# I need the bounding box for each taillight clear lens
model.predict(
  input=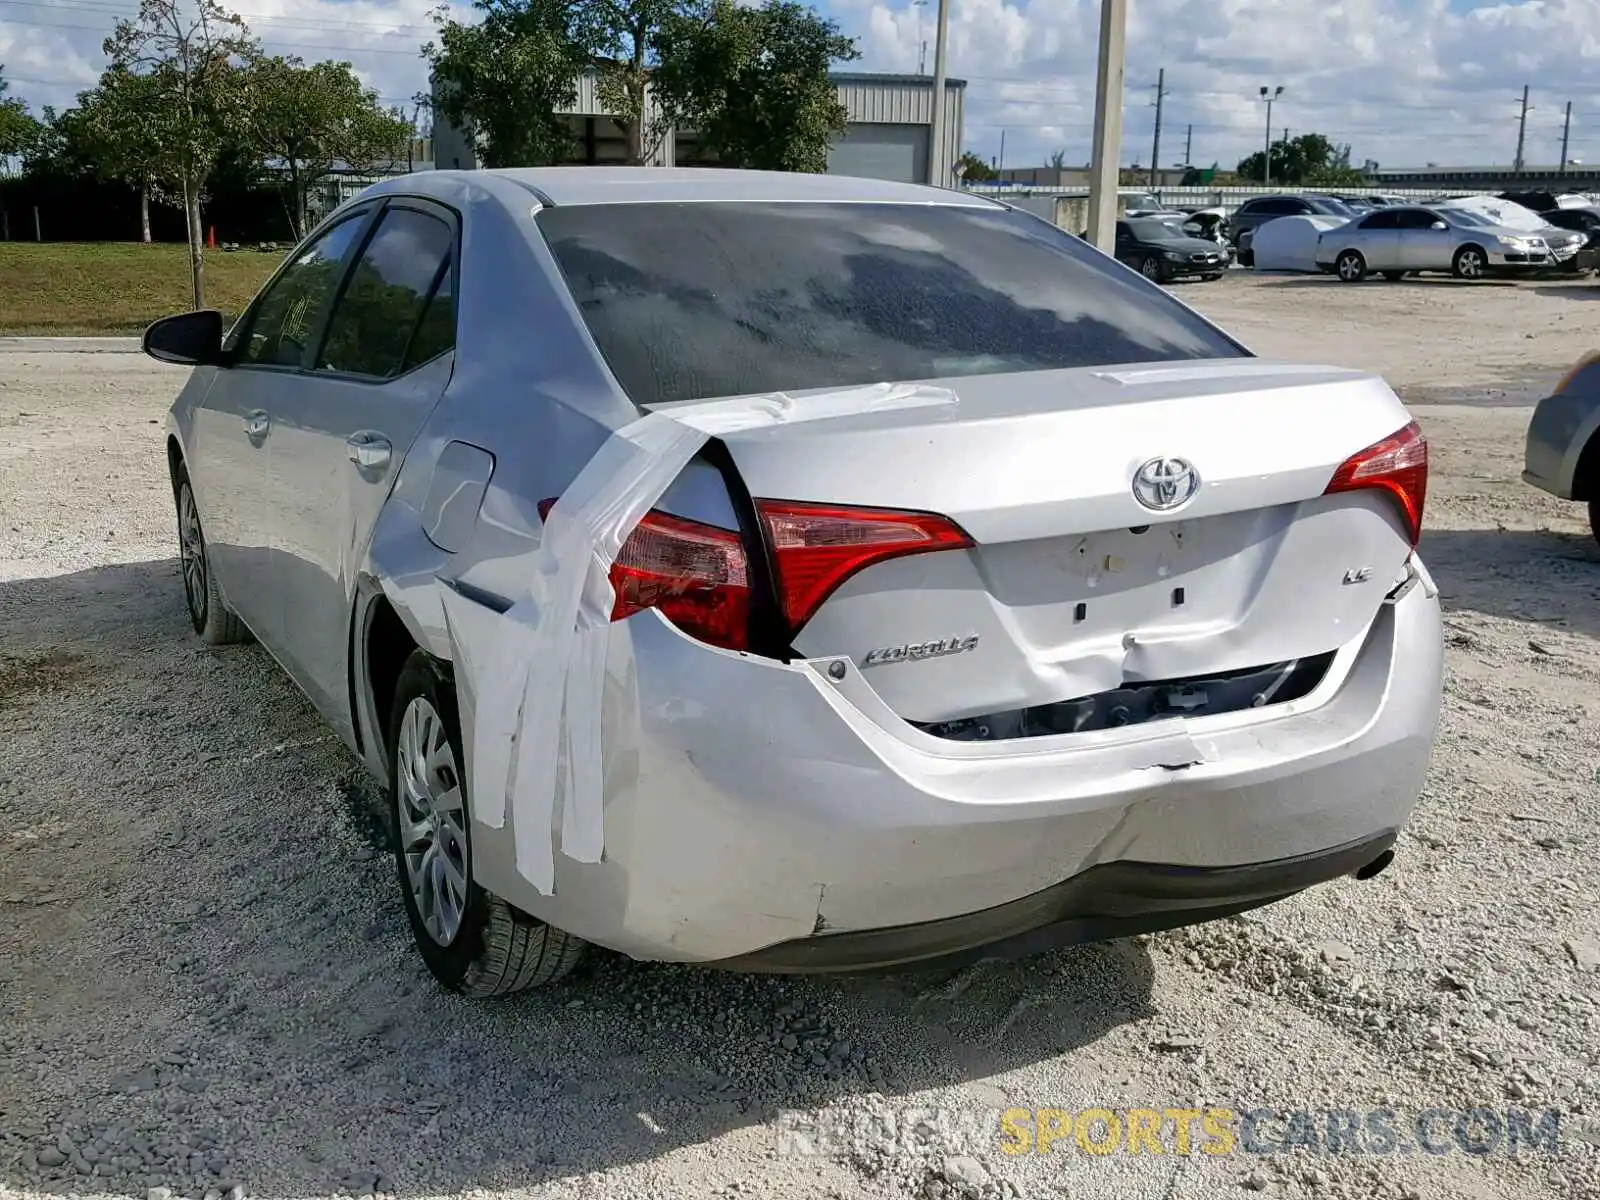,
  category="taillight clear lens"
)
[756,499,974,633]
[1323,420,1428,547]
[539,501,751,651]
